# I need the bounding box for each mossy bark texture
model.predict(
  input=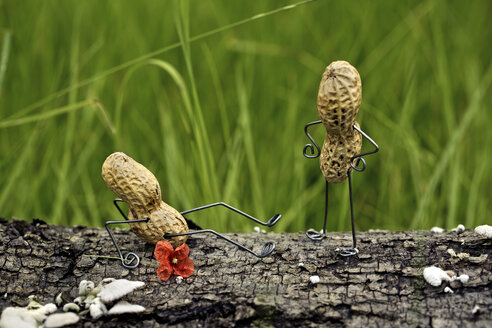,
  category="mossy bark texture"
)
[0,218,491,327]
